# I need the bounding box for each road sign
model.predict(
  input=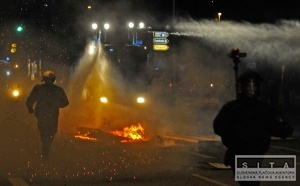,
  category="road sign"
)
[153,44,169,51]
[153,38,169,44]
[153,32,169,38]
